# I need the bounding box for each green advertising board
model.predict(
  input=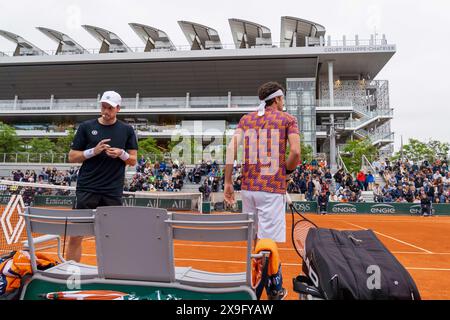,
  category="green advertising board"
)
[5,194,450,216]
[31,195,192,211]
[326,202,450,216]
